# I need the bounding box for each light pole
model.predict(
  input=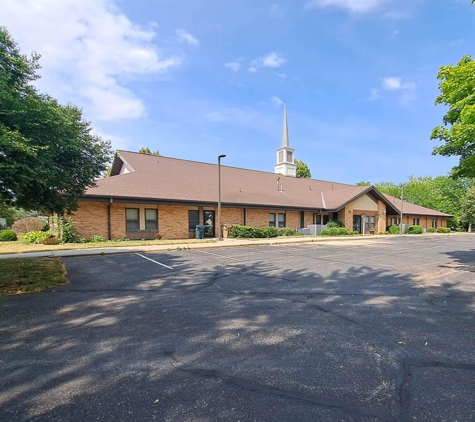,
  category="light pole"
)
[217,154,226,241]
